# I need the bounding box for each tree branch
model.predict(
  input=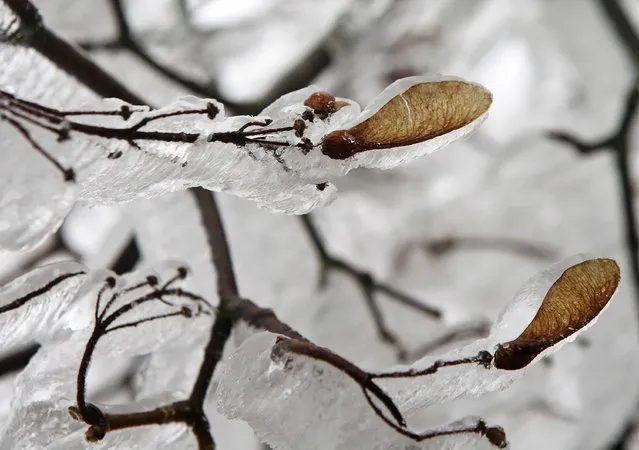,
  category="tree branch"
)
[3,1,236,447]
[2,1,508,448]
[188,189,238,412]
